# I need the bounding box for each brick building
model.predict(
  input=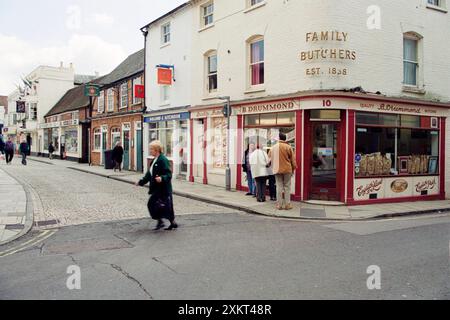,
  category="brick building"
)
[91,49,145,172]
